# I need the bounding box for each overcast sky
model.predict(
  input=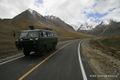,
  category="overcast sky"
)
[0,0,120,30]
